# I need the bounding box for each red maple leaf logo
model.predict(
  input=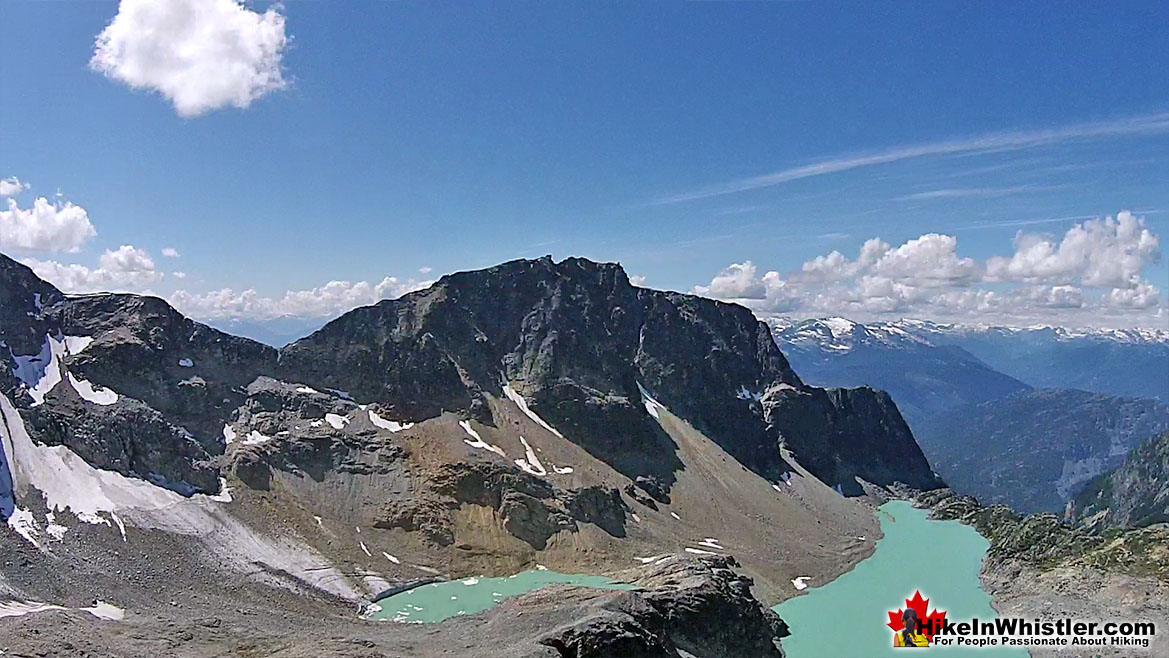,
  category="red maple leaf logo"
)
[887,590,947,642]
